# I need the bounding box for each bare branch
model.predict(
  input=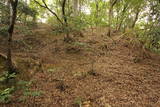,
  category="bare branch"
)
[111,0,118,7]
[33,0,63,25]
[33,0,46,8]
